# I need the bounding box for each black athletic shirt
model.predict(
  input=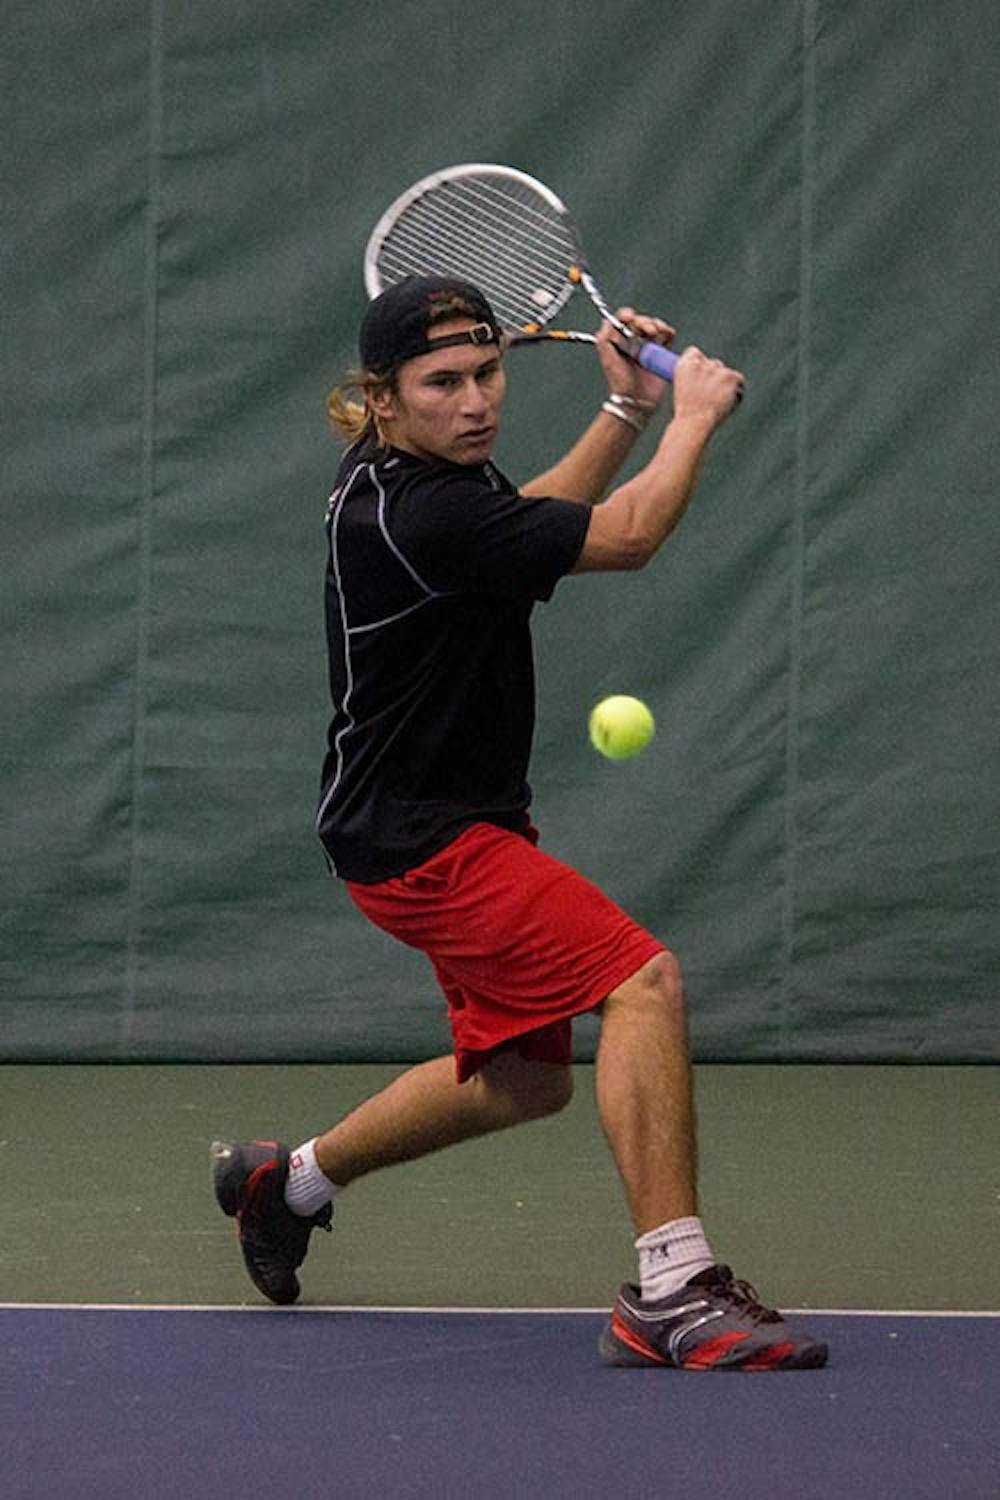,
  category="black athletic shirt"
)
[316,436,590,882]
